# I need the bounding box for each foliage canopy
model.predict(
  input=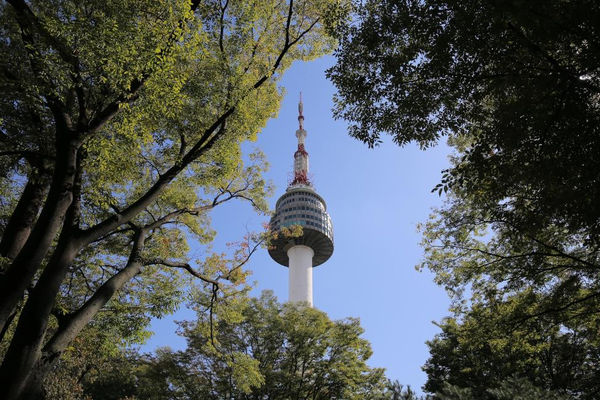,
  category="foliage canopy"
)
[83,291,389,400]
[0,0,345,398]
[329,0,600,396]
